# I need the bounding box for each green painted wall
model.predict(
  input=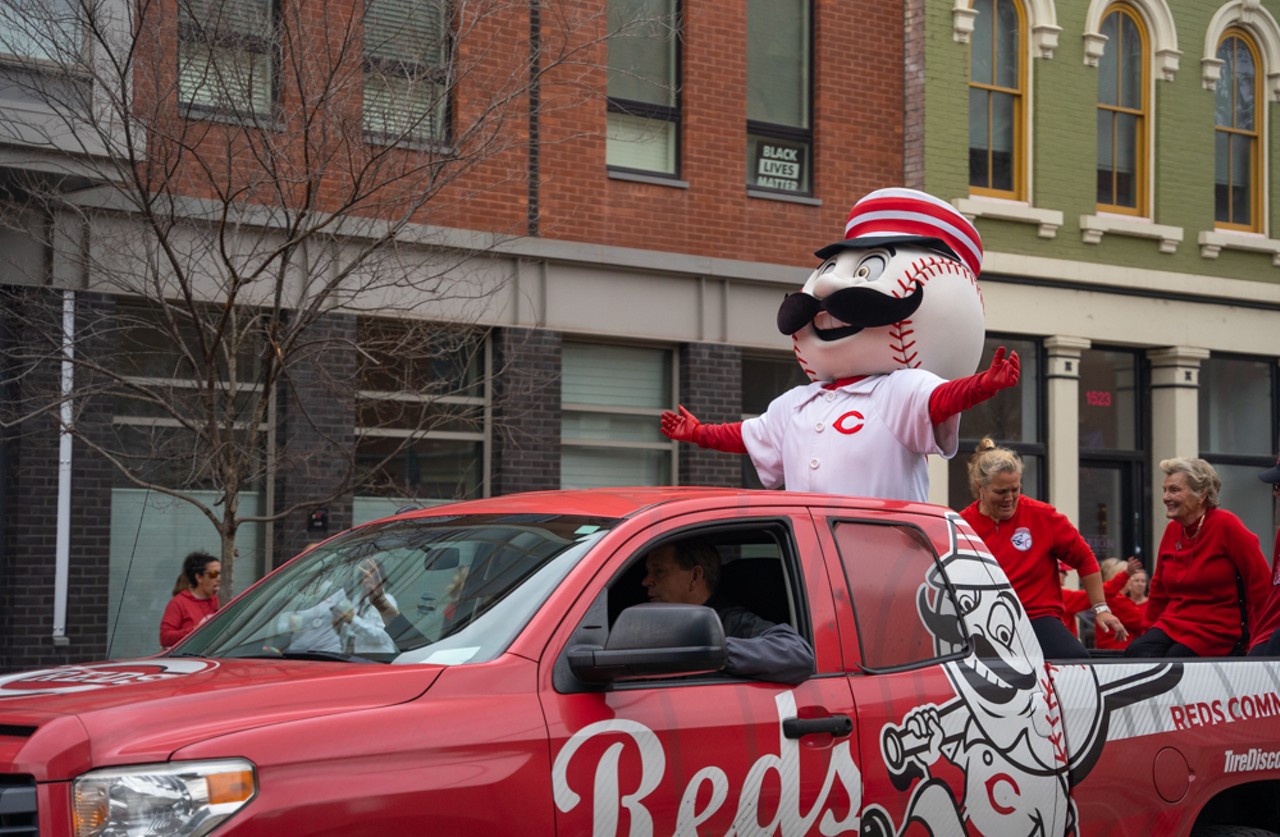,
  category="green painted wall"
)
[921,0,1280,286]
